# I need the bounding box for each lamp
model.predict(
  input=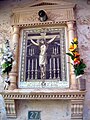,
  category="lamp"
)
[87,0,90,4]
[38,10,48,22]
